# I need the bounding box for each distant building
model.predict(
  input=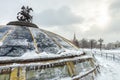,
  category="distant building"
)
[72,33,80,48]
